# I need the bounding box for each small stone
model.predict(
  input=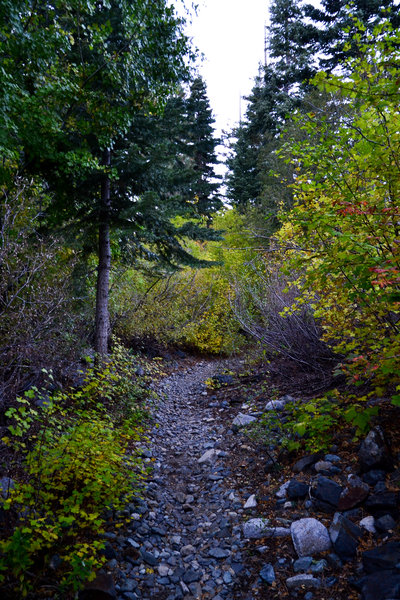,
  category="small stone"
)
[243,518,270,539]
[259,563,275,584]
[293,557,313,572]
[208,547,230,559]
[276,480,291,499]
[244,494,257,509]
[286,574,321,590]
[359,516,376,534]
[232,412,257,428]
[375,514,397,532]
[265,400,286,412]
[324,454,341,463]
[140,549,158,566]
